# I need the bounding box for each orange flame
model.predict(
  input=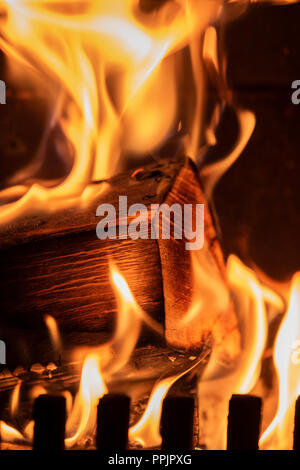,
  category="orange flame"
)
[65,354,107,448]
[65,262,162,448]
[260,274,300,450]
[44,314,62,353]
[0,262,163,449]
[1,0,299,453]
[0,0,223,225]
[10,379,22,418]
[198,255,282,449]
[0,421,25,445]
[129,359,201,448]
